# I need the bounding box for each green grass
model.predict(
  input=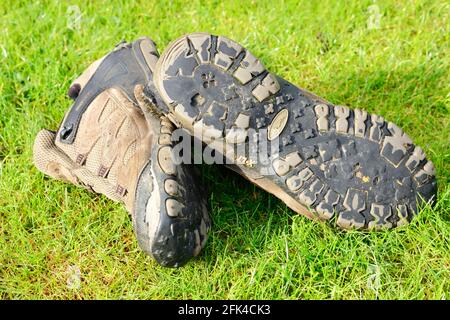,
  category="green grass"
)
[0,0,449,299]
